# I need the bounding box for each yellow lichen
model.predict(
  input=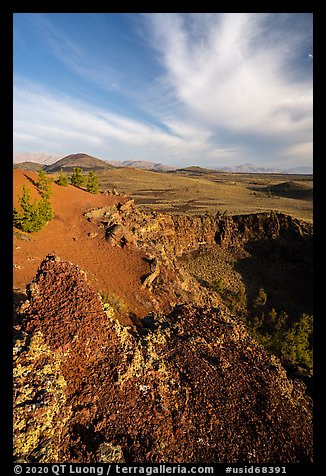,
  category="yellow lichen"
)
[13,331,72,463]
